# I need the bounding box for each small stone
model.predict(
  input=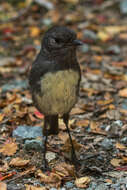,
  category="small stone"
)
[25,139,43,151]
[35,0,54,10]
[42,18,52,26]
[120,0,127,14]
[87,182,97,190]
[46,151,56,162]
[83,30,97,41]
[60,188,66,190]
[113,120,123,127]
[101,138,113,150]
[13,126,42,140]
[95,183,107,190]
[2,80,28,92]
[80,44,90,53]
[65,181,74,188]
[106,45,121,55]
[50,188,57,190]
[122,103,127,110]
[120,137,127,144]
[111,183,121,189]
